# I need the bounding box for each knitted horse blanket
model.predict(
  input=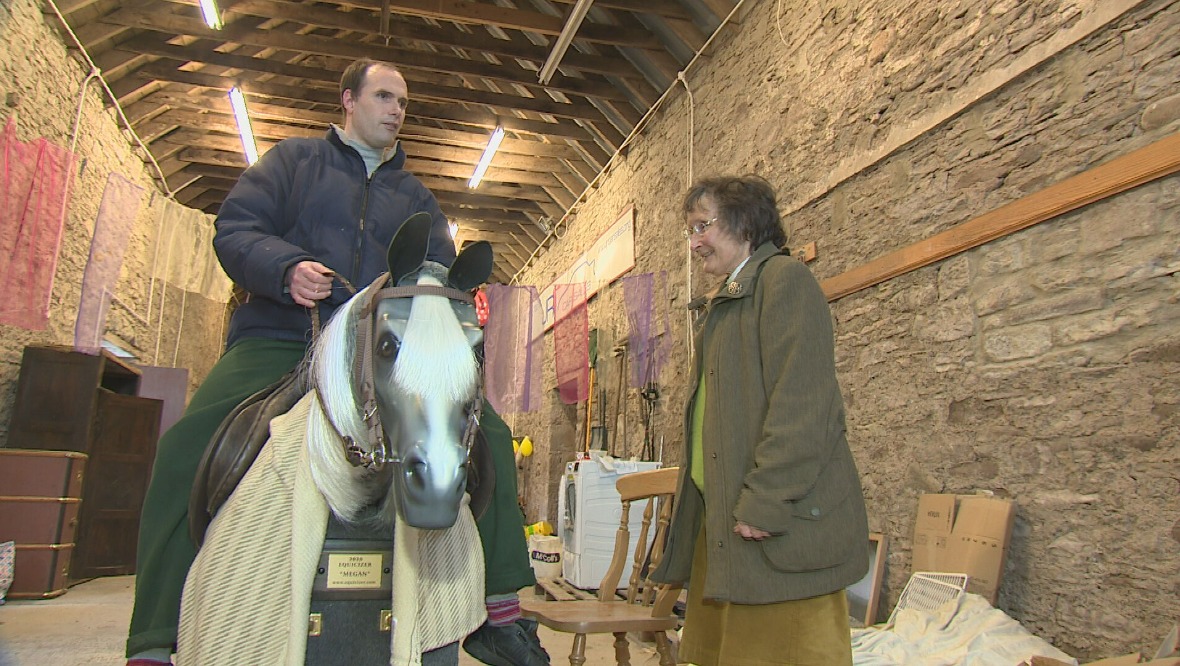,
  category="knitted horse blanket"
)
[176,392,485,665]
